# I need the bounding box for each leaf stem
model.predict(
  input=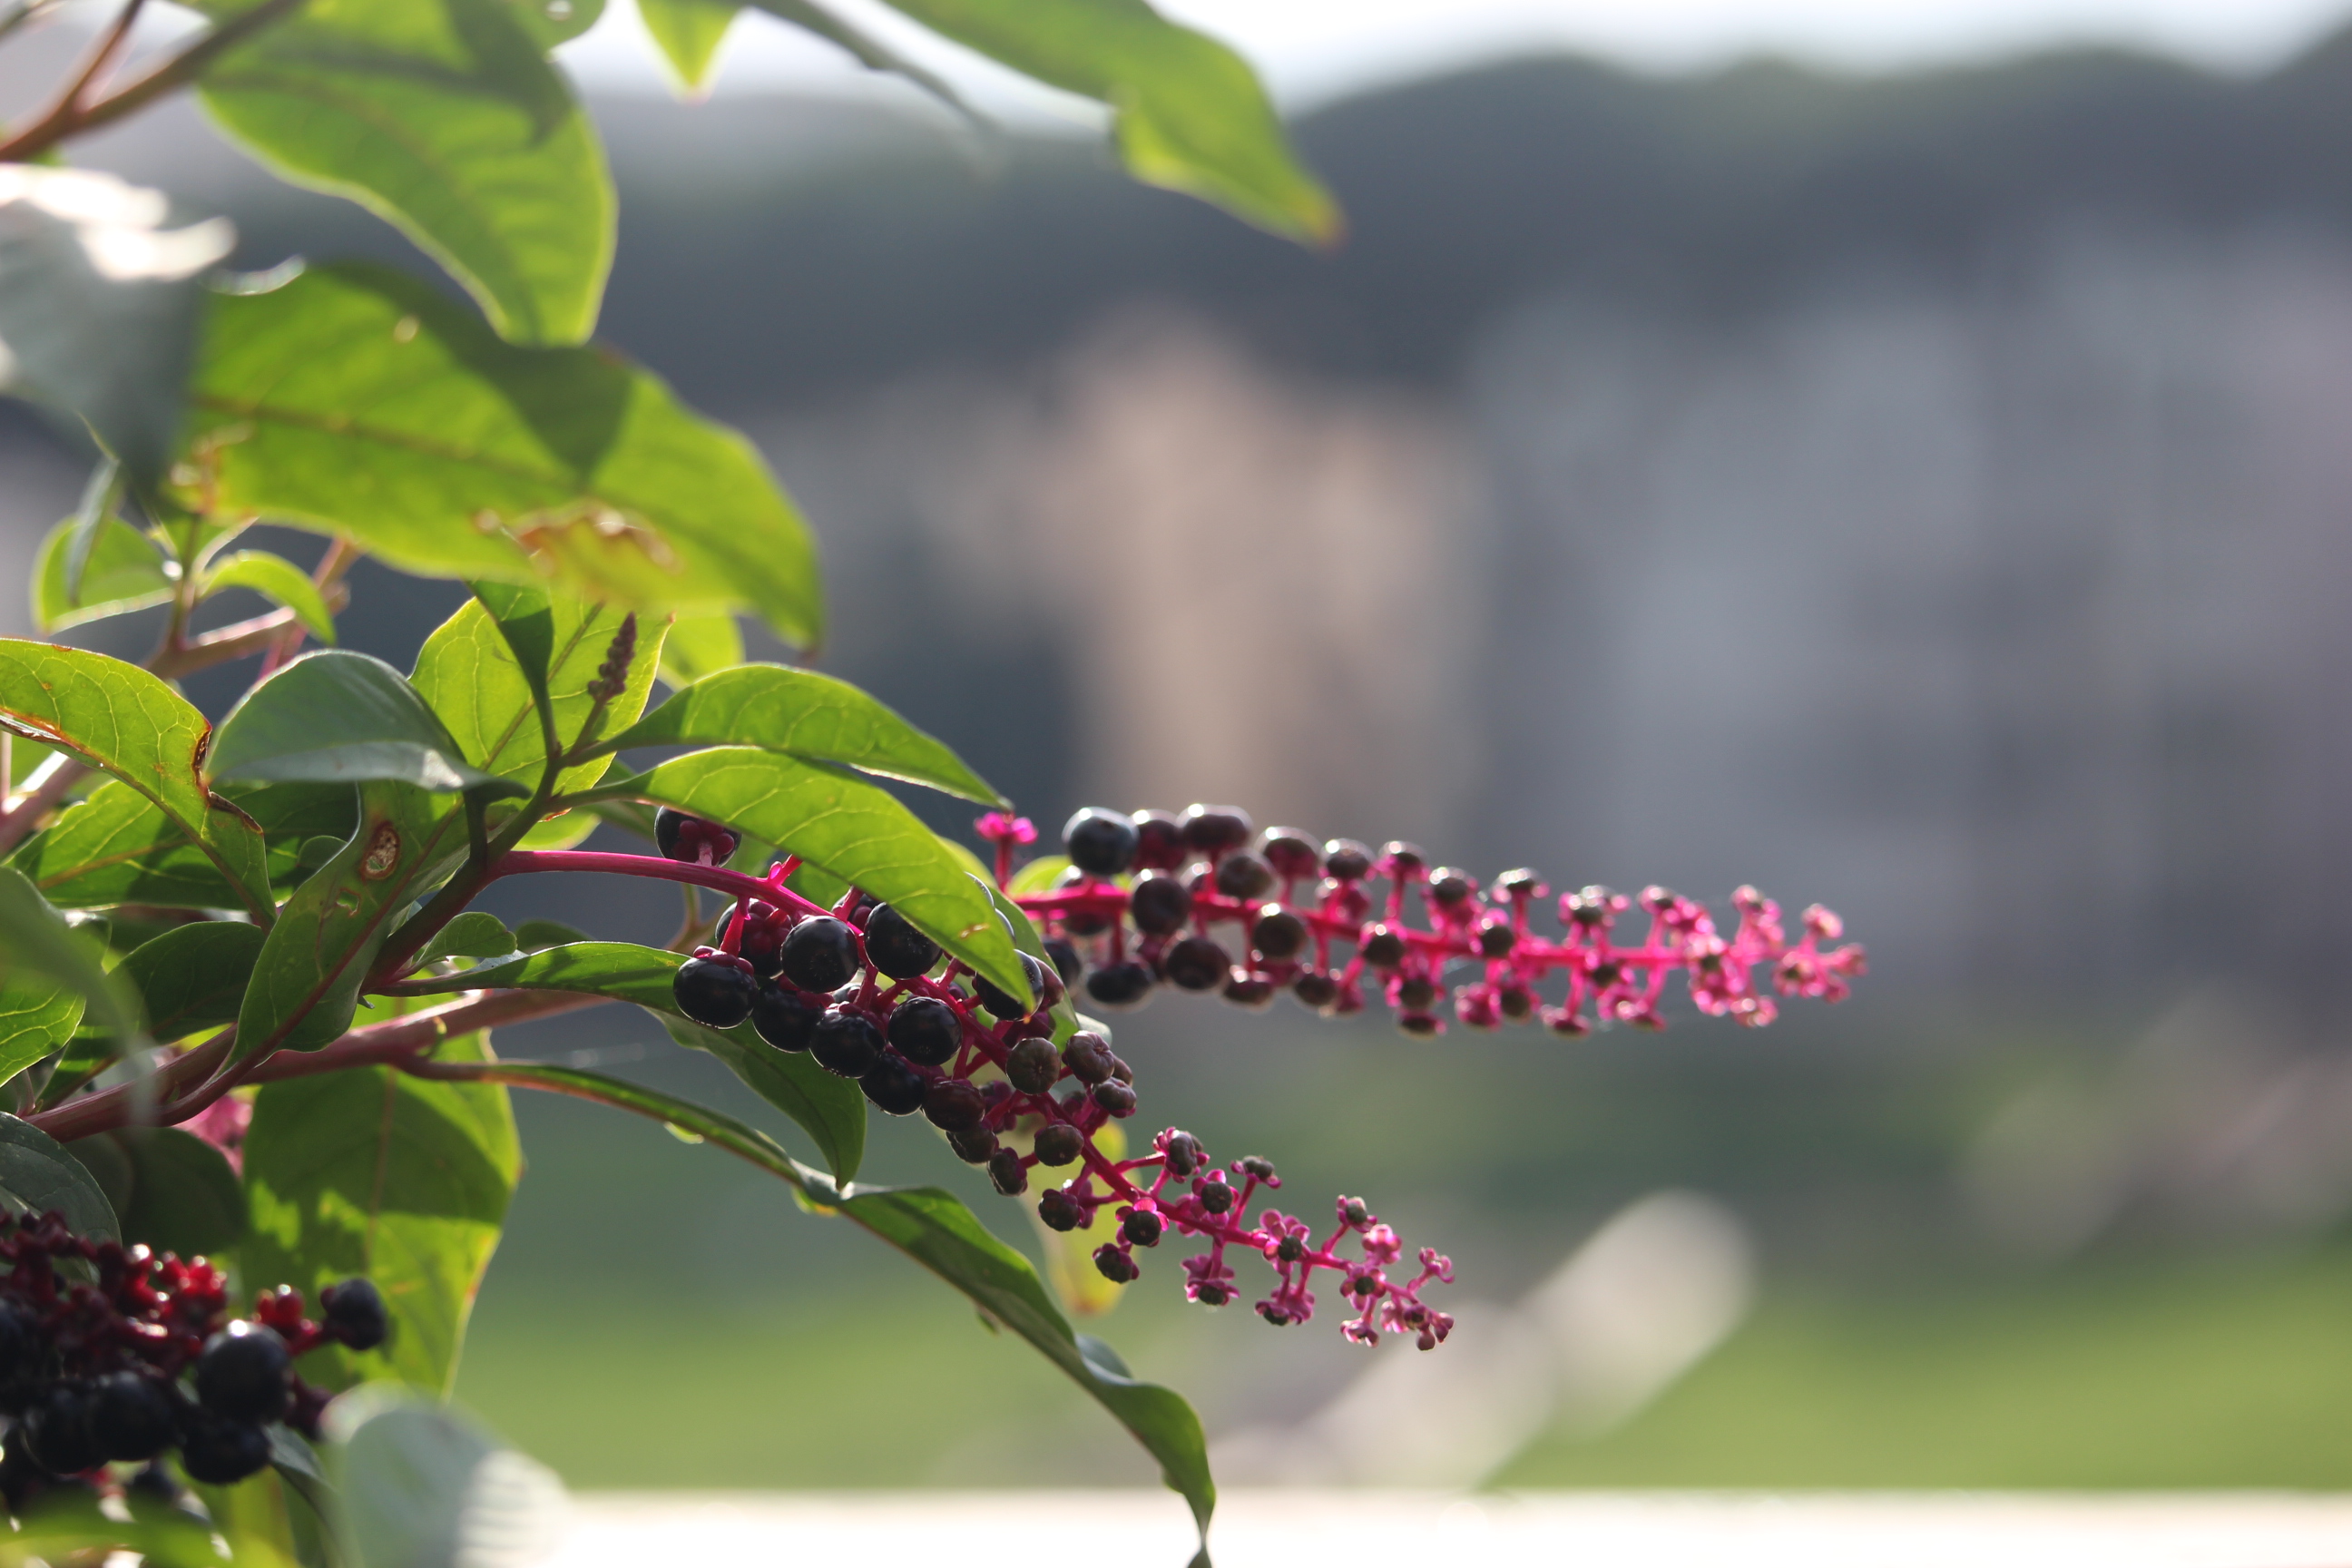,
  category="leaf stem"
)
[0,0,310,162]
